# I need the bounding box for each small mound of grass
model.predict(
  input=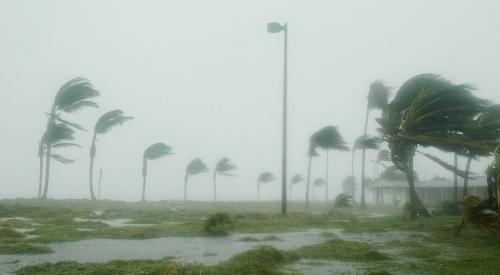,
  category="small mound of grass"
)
[296,239,388,262]
[0,243,53,255]
[262,235,283,241]
[319,231,337,238]
[204,212,235,236]
[0,227,24,238]
[238,236,260,242]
